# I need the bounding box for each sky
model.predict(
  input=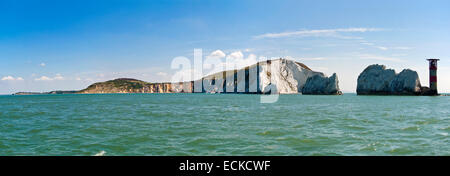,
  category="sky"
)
[1,0,450,94]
